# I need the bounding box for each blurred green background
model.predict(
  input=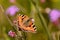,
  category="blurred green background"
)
[0,0,60,40]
